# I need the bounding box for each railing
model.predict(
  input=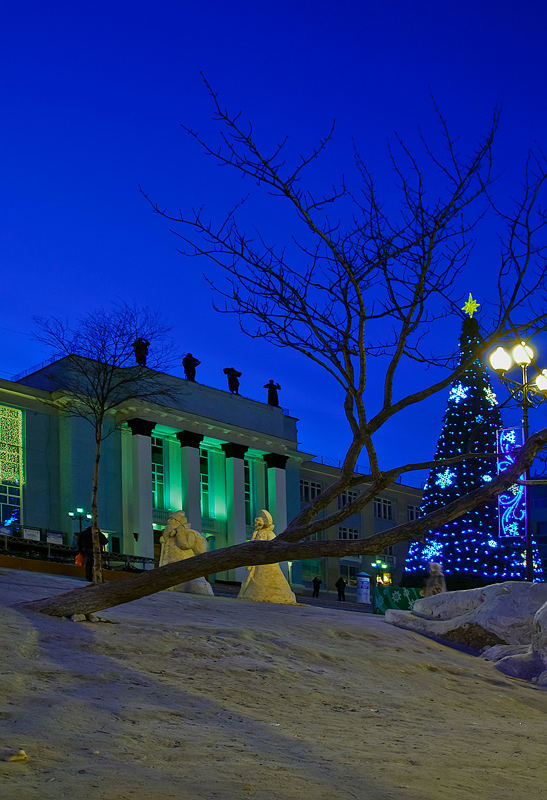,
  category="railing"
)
[152,508,171,524]
[0,535,157,571]
[310,454,370,475]
[308,455,404,483]
[11,356,59,382]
